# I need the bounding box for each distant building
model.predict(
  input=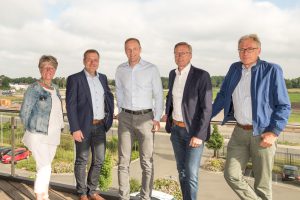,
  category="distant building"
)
[9,83,29,90]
